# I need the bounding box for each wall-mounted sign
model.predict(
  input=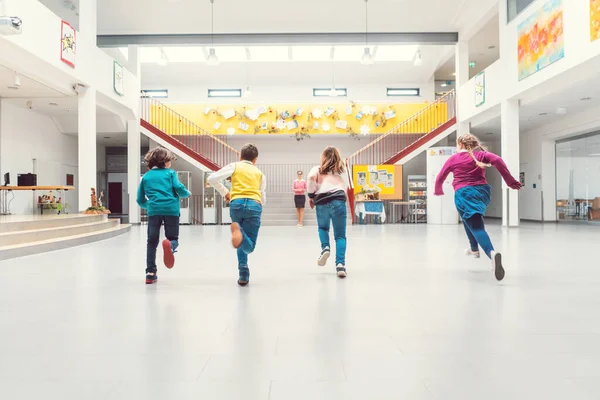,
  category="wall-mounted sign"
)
[475,71,485,107]
[113,61,124,96]
[60,20,76,68]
